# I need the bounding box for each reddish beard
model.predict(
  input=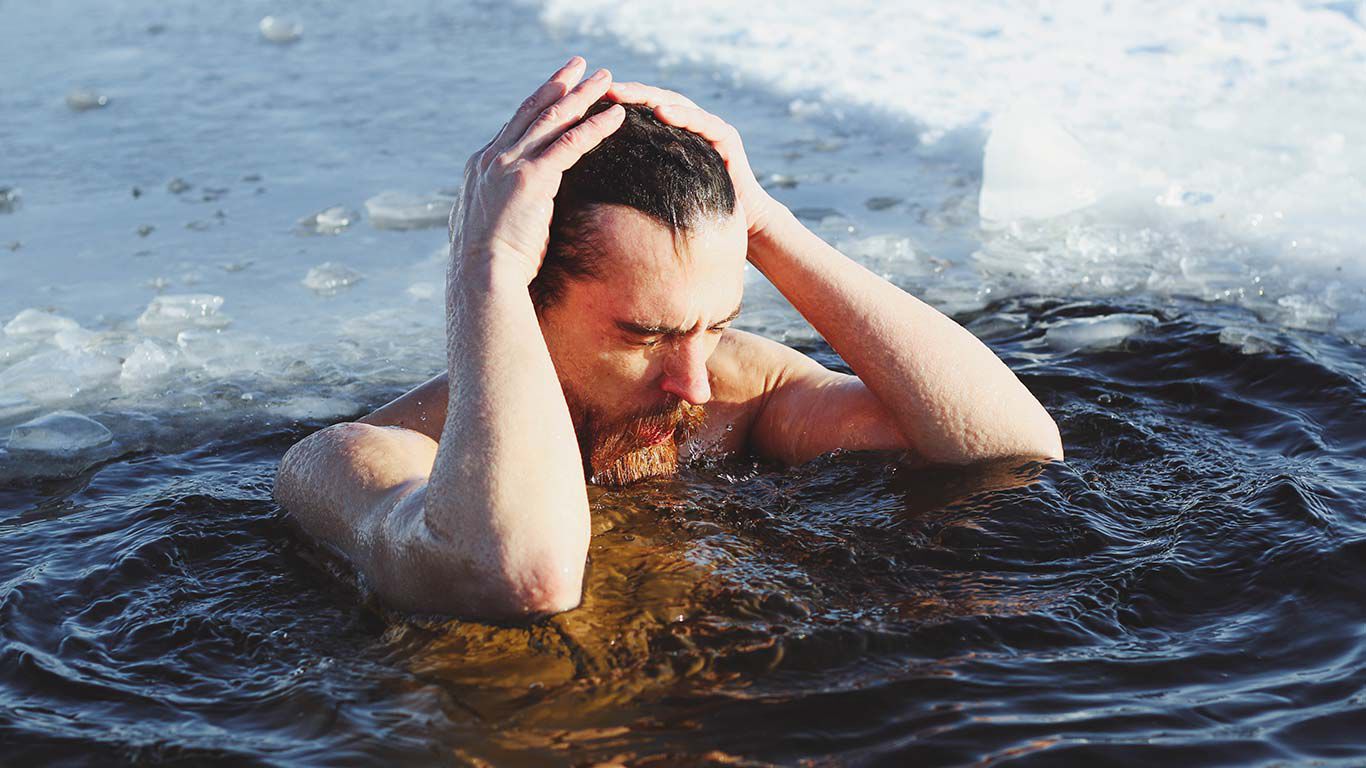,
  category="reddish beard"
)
[564,391,706,487]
